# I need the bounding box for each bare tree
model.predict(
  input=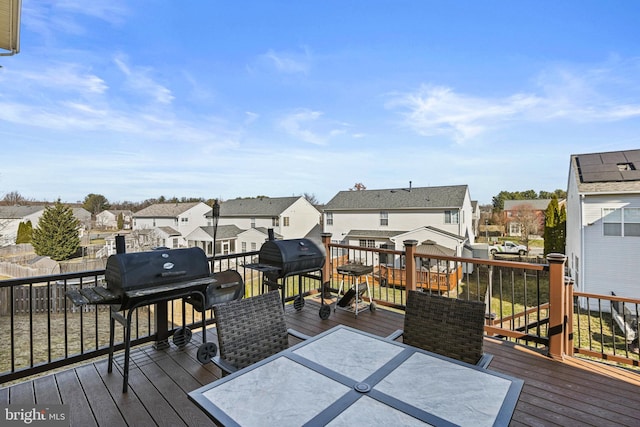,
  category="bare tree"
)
[302,192,320,206]
[350,183,366,191]
[511,204,540,250]
[1,191,27,206]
